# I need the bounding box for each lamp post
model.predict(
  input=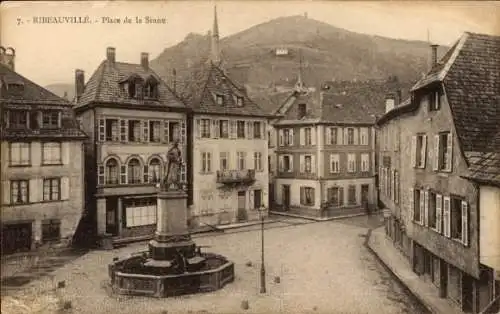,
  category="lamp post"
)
[259,206,266,294]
